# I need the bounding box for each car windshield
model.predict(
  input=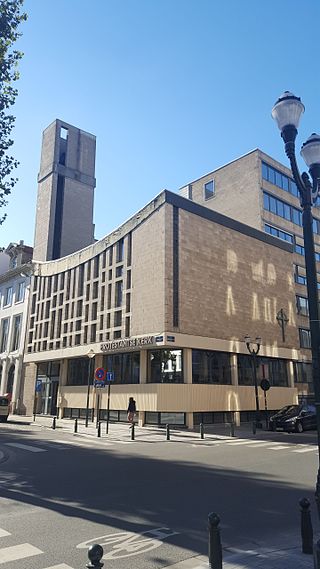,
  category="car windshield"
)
[282,405,301,418]
[276,405,297,417]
